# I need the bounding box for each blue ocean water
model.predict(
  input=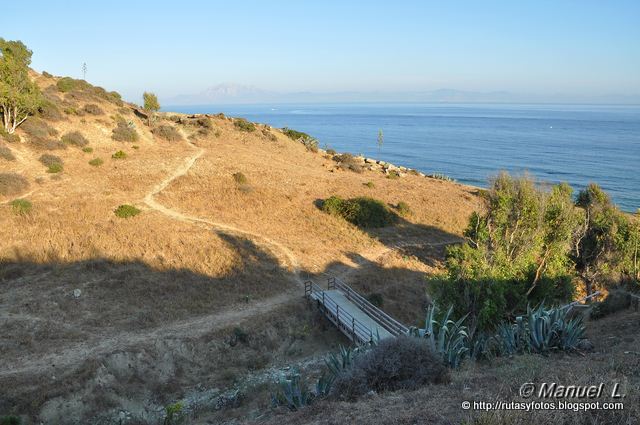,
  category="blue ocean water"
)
[168,103,640,212]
